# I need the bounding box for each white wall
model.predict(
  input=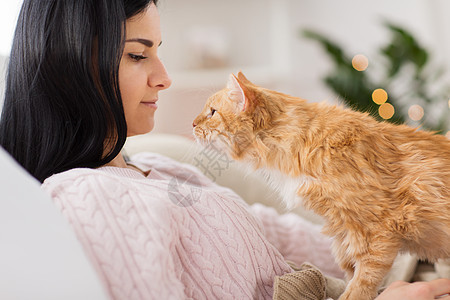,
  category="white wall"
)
[289,0,450,102]
[0,0,22,57]
[0,56,7,109]
[1,0,449,135]
[0,0,21,111]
